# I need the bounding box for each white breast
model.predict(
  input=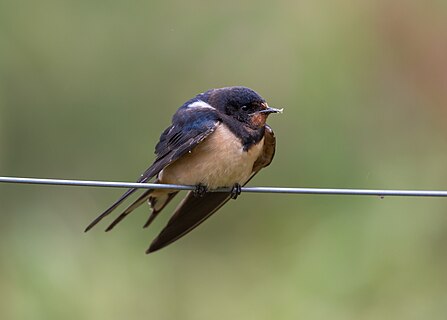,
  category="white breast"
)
[159,124,264,189]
